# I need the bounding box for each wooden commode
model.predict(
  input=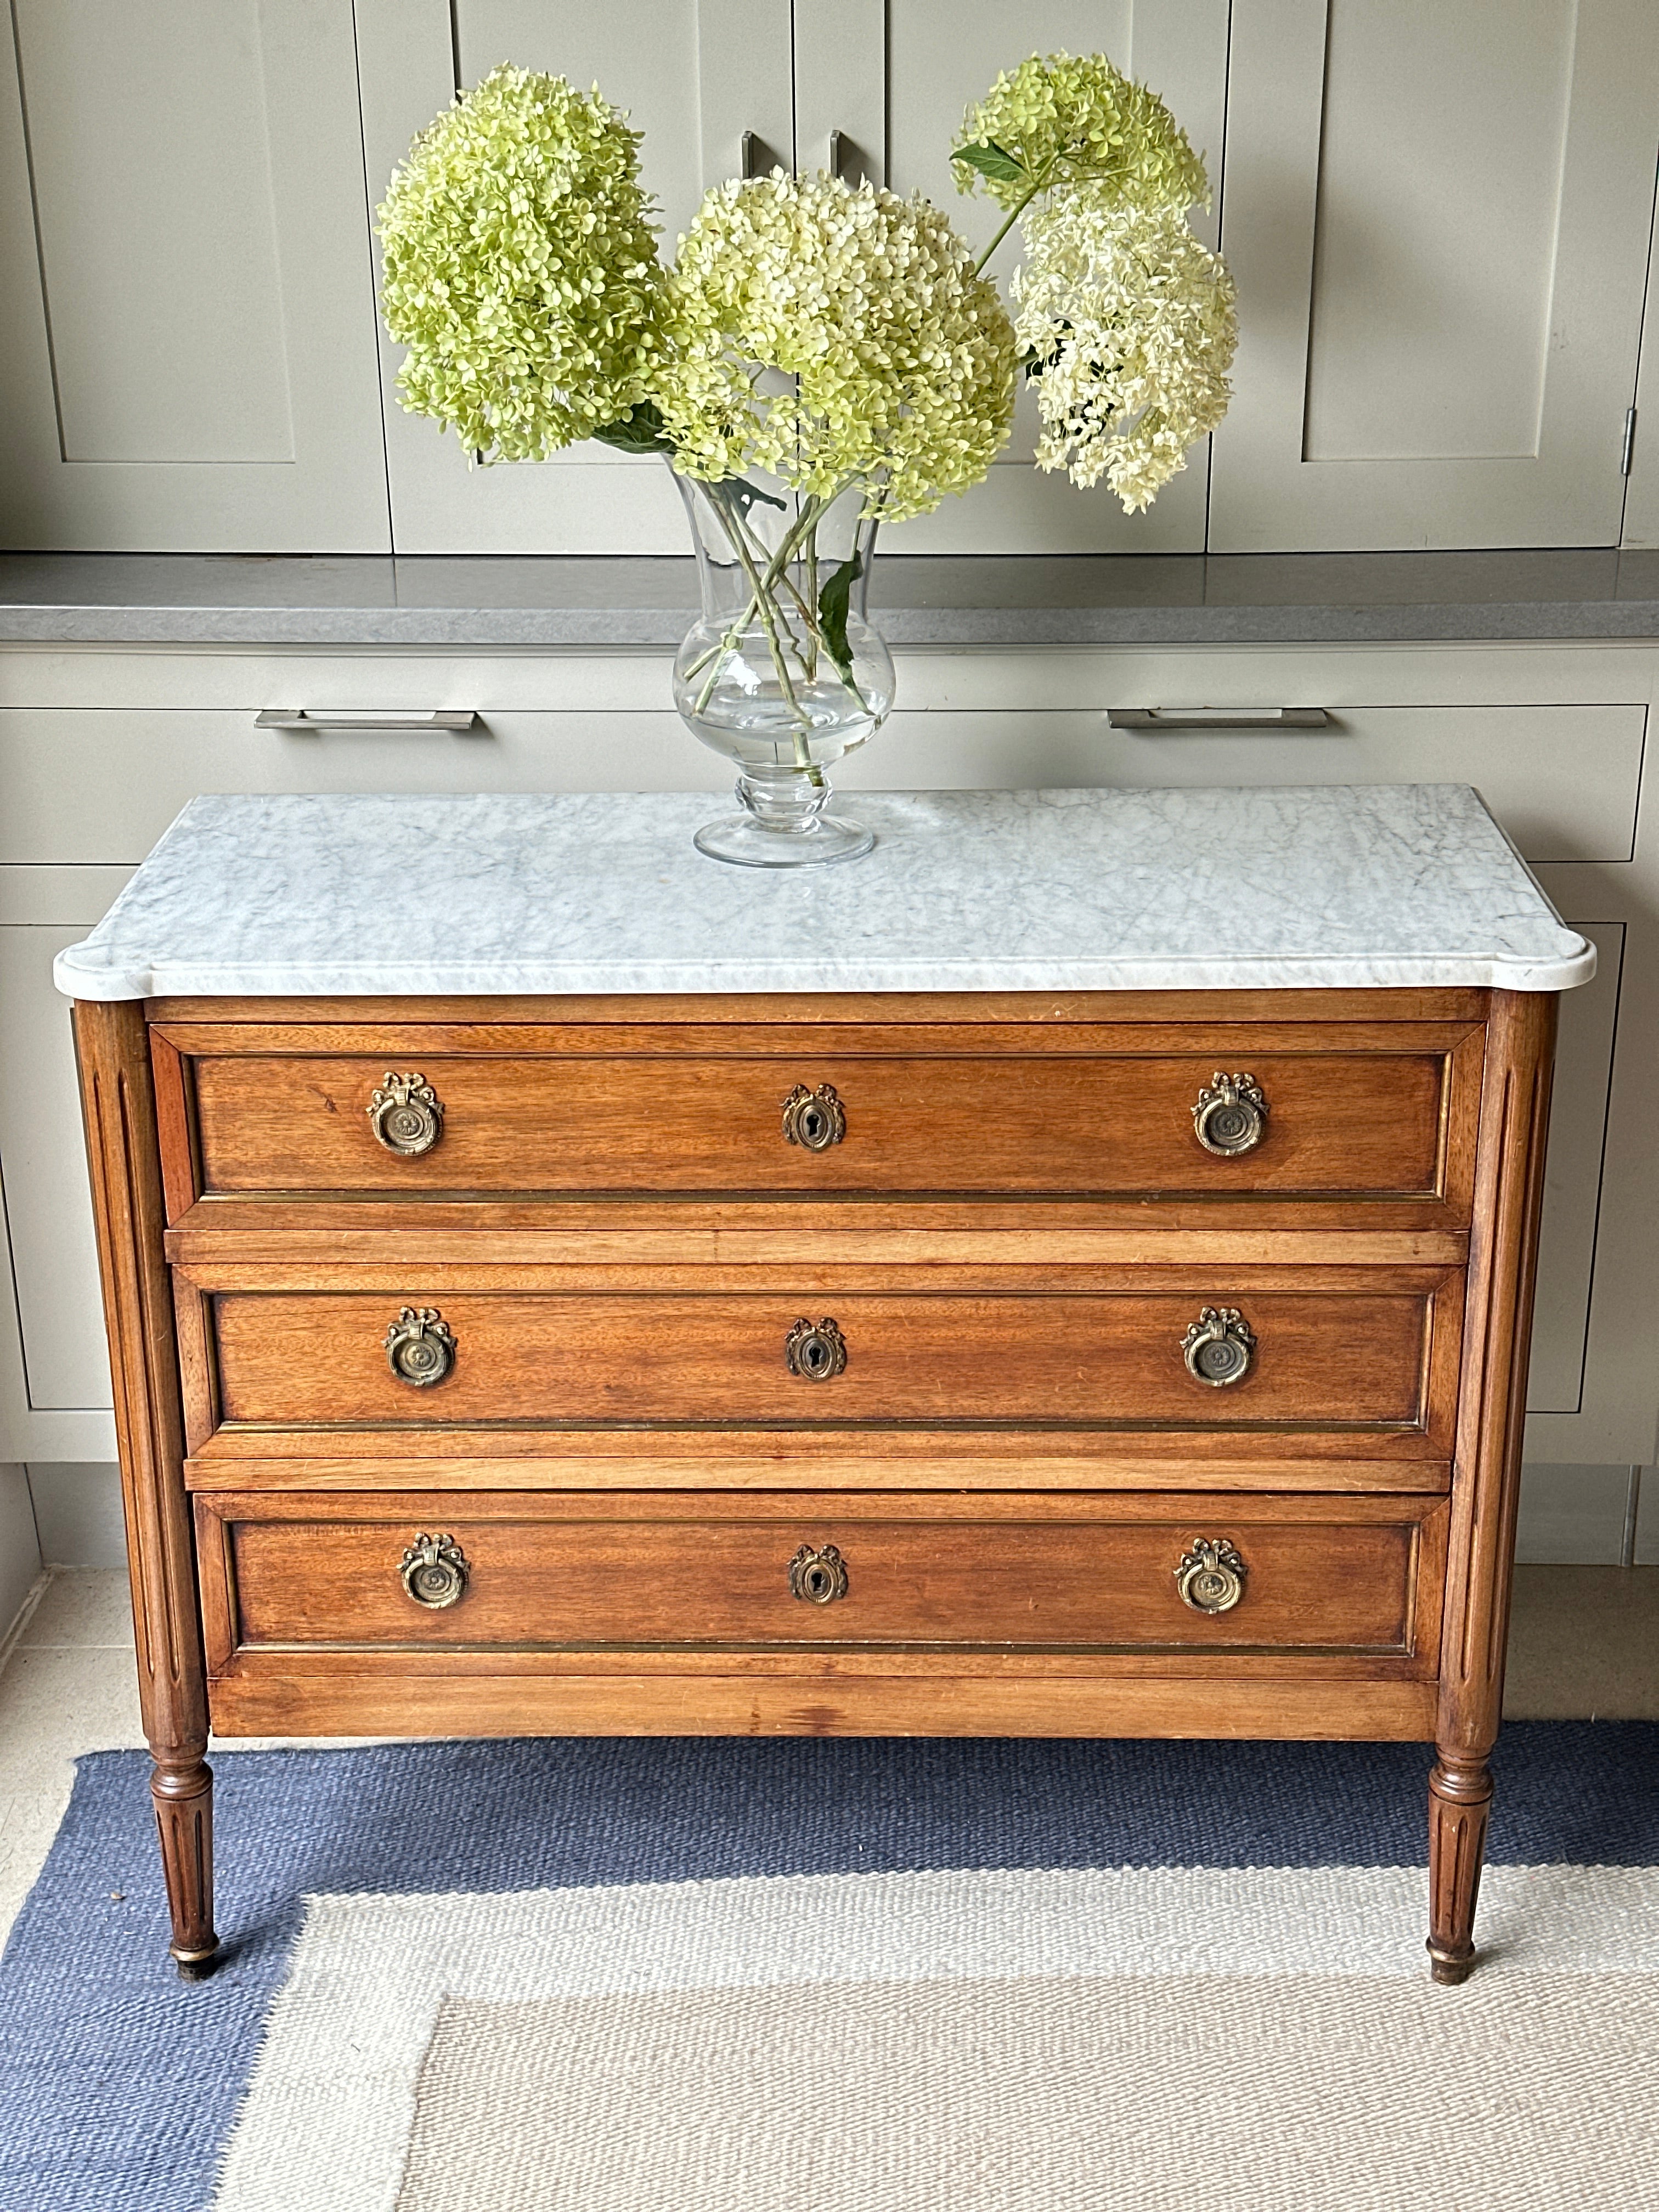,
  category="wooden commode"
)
[58,786,1593,1983]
